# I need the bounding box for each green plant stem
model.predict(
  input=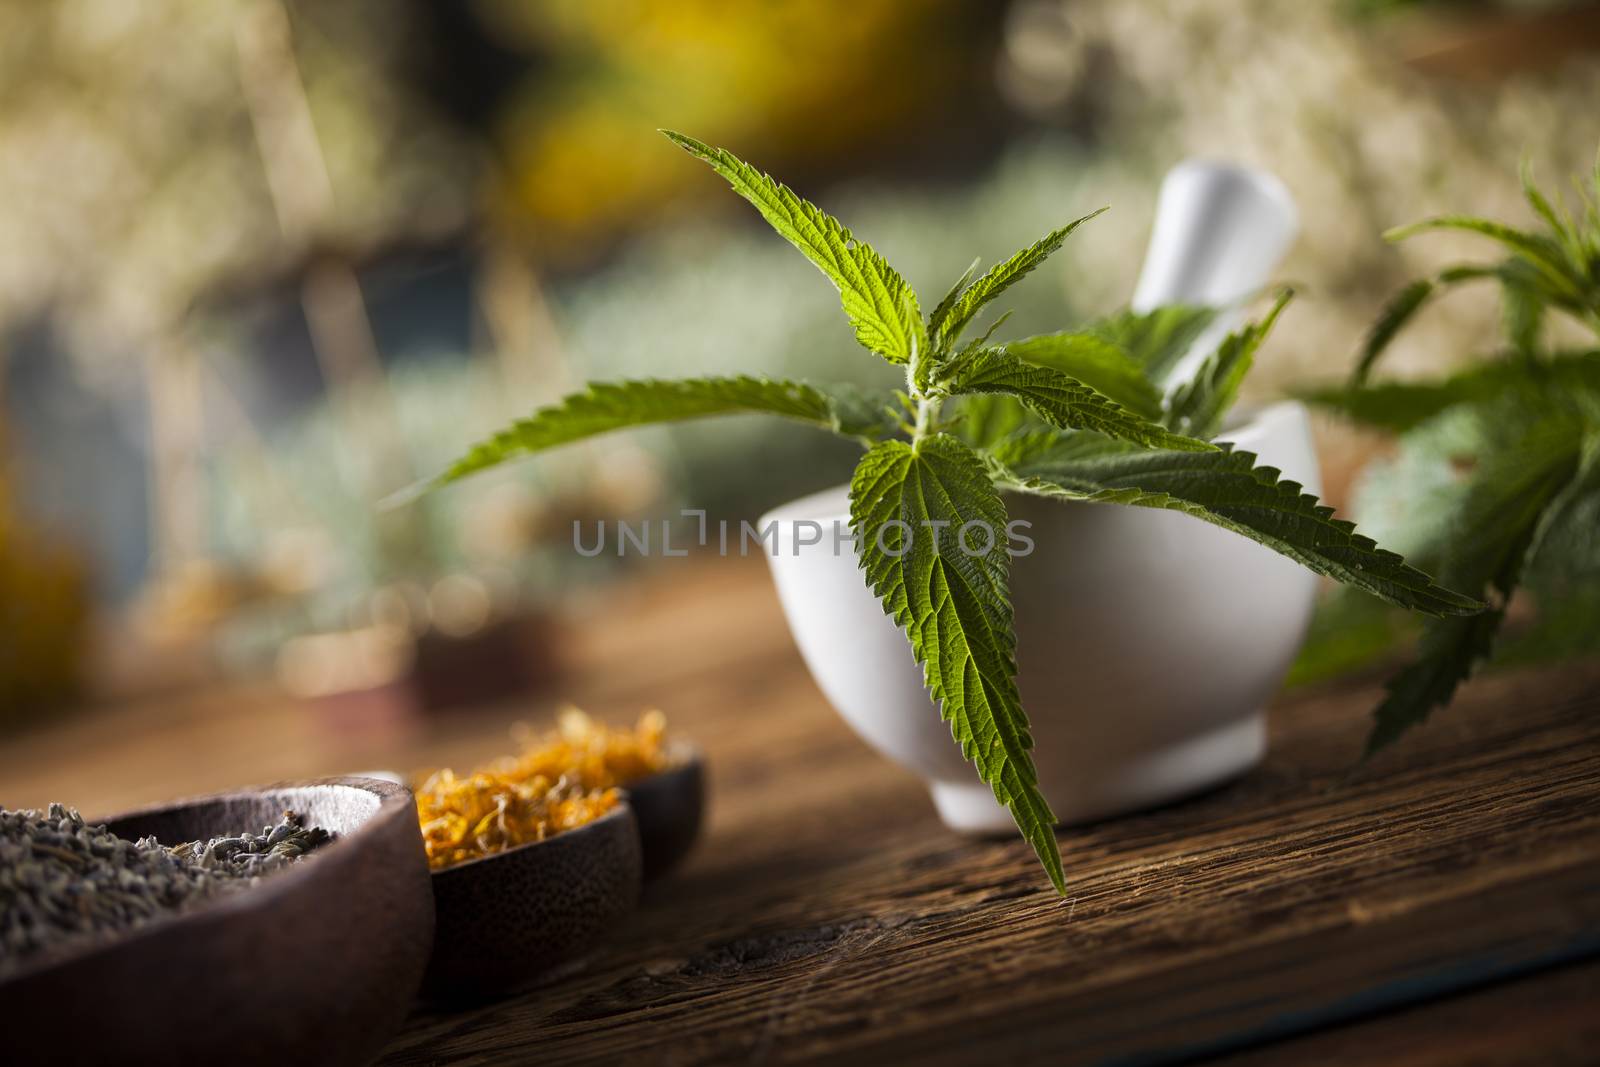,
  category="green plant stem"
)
[911,393,941,447]
[907,341,942,450]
